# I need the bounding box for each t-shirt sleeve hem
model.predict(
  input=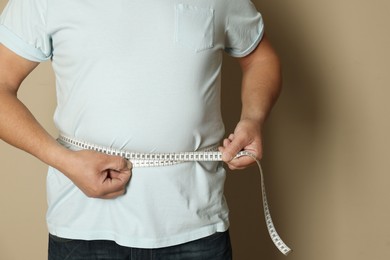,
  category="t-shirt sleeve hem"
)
[0,25,50,62]
[225,27,264,58]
